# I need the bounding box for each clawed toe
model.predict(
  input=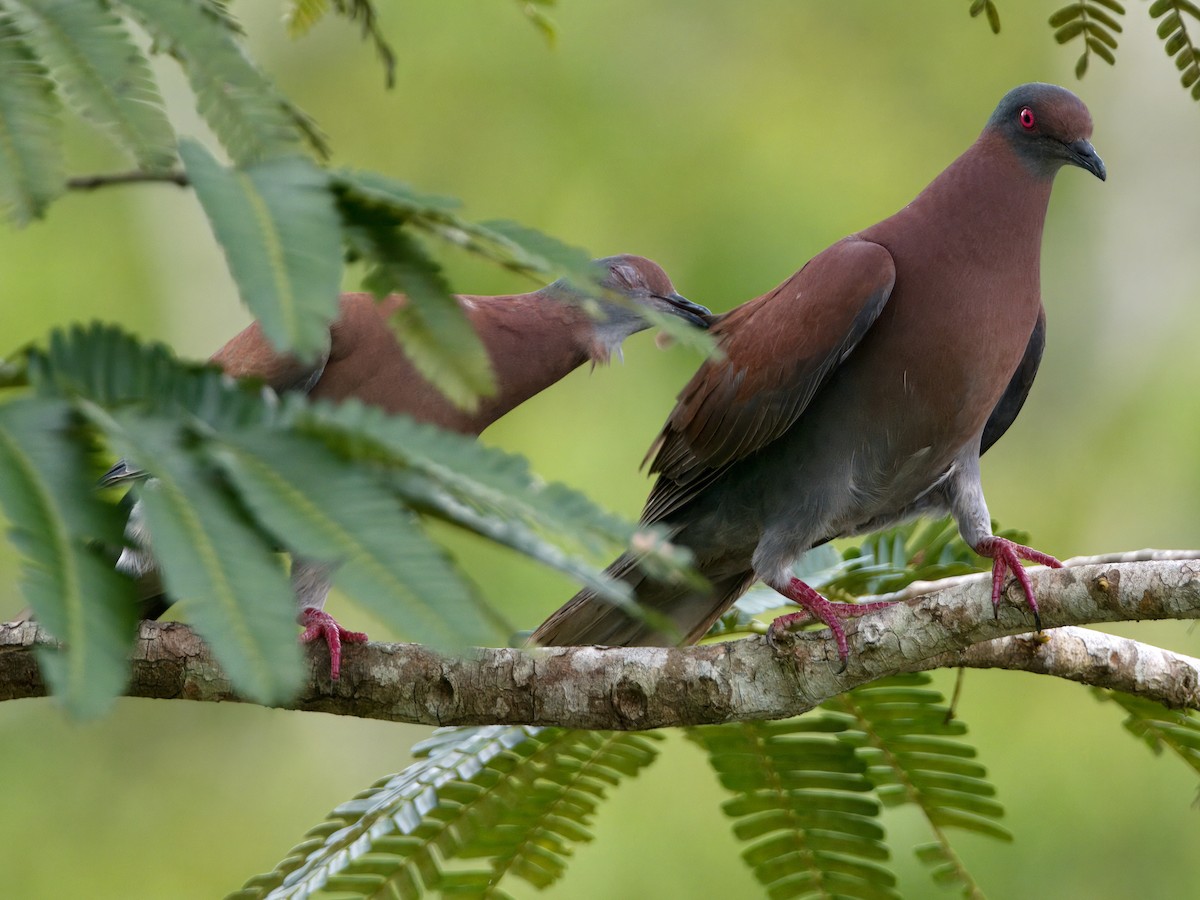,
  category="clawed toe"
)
[768,578,896,667]
[975,536,1059,629]
[299,607,368,680]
